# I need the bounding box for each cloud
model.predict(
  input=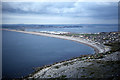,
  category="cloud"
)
[2,2,118,24]
[3,2,117,18]
[2,2,75,14]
